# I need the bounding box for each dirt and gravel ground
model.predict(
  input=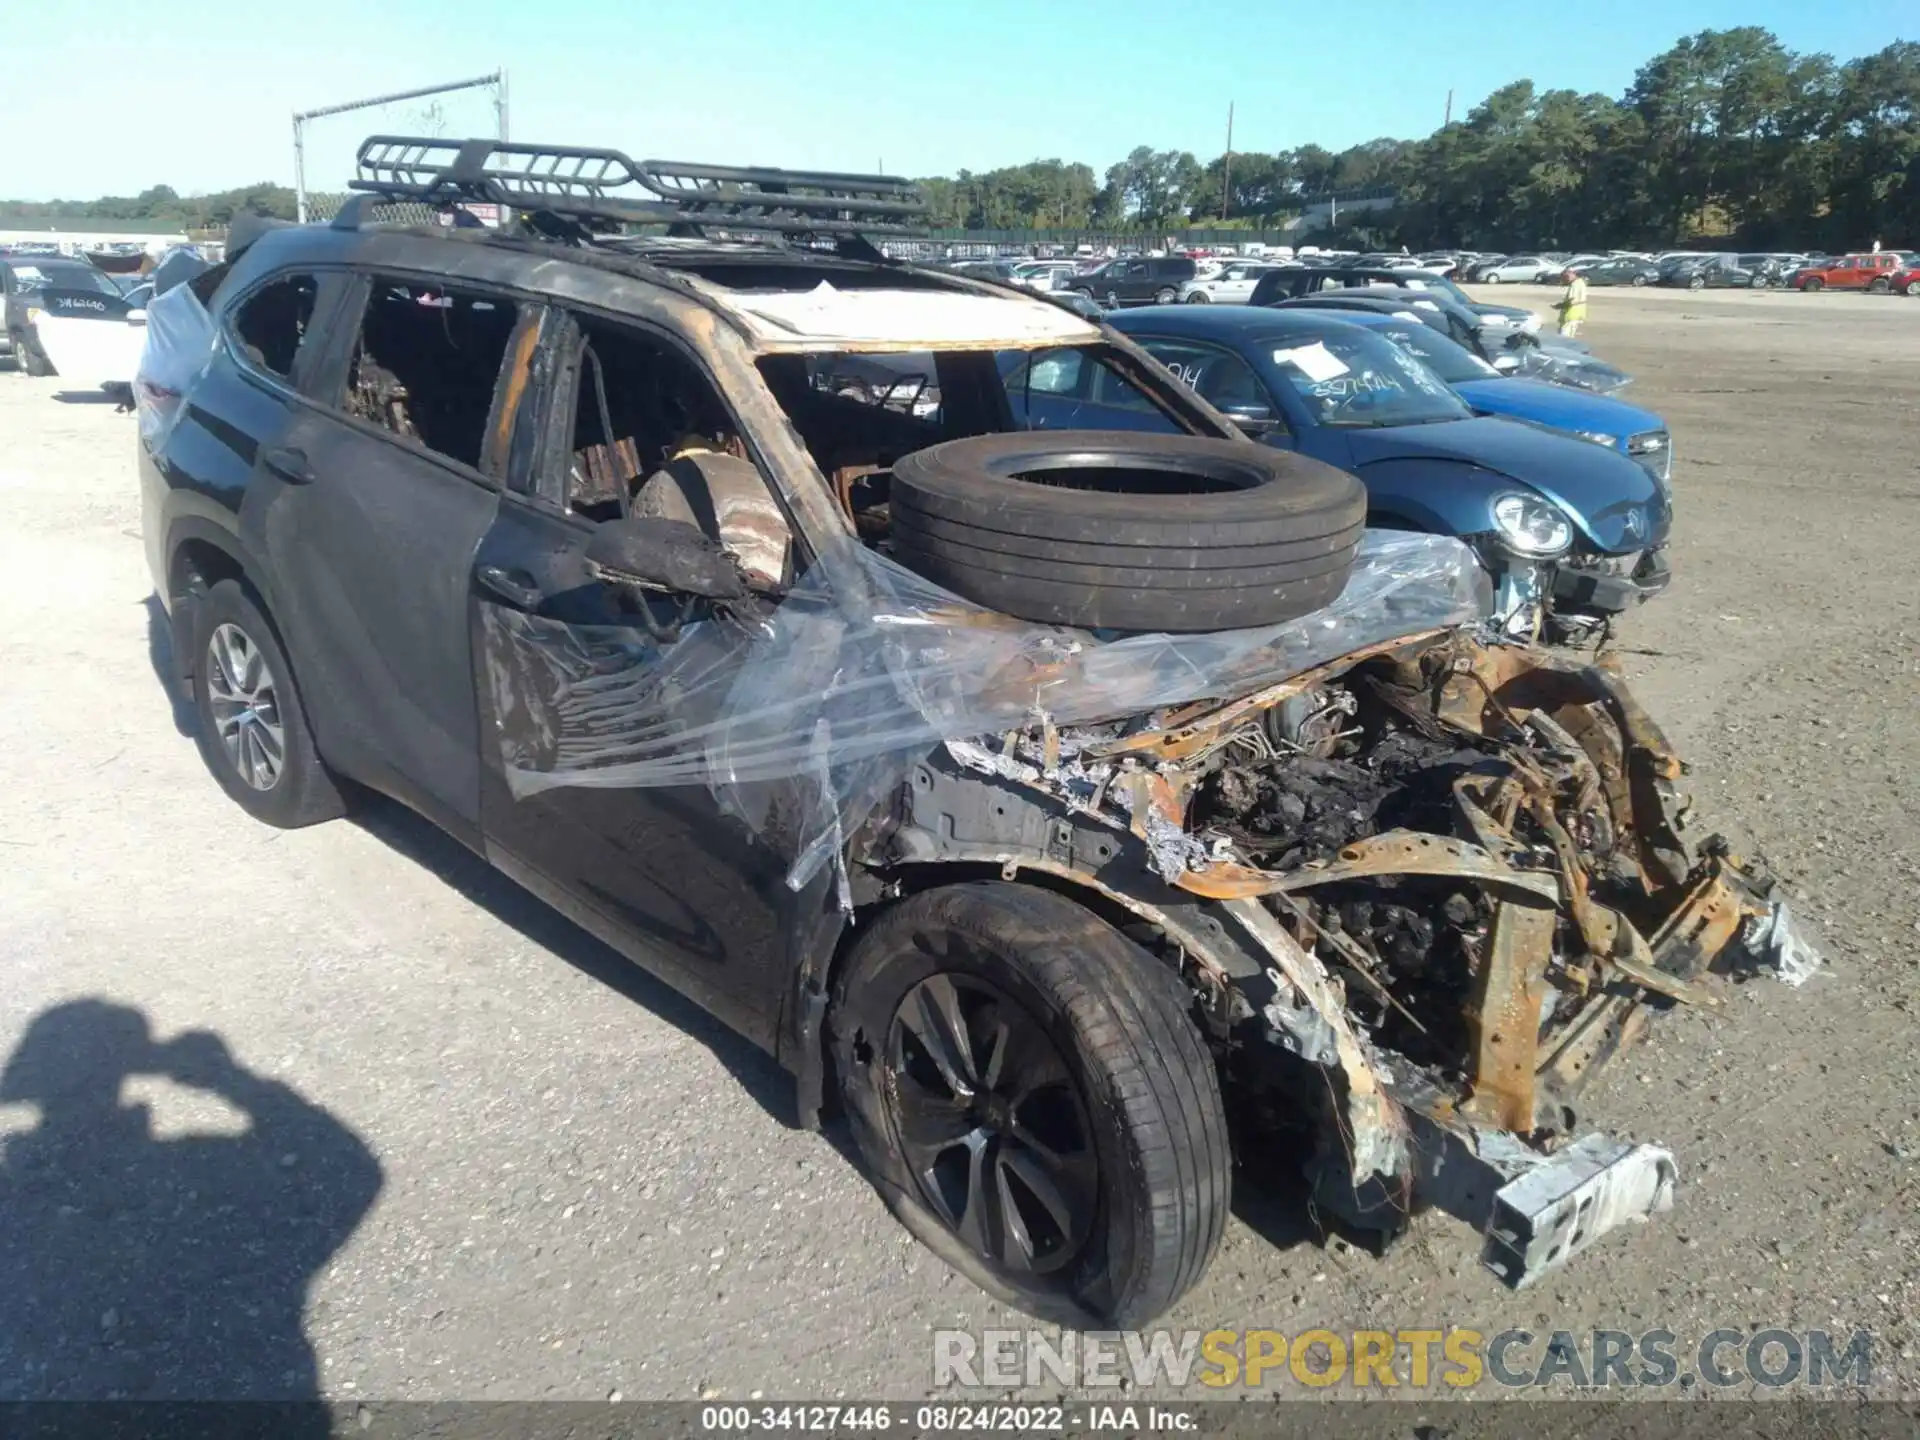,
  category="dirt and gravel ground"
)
[1,285,1917,1404]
